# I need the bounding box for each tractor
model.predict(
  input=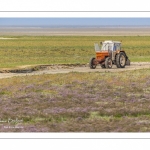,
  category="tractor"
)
[89,40,130,69]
